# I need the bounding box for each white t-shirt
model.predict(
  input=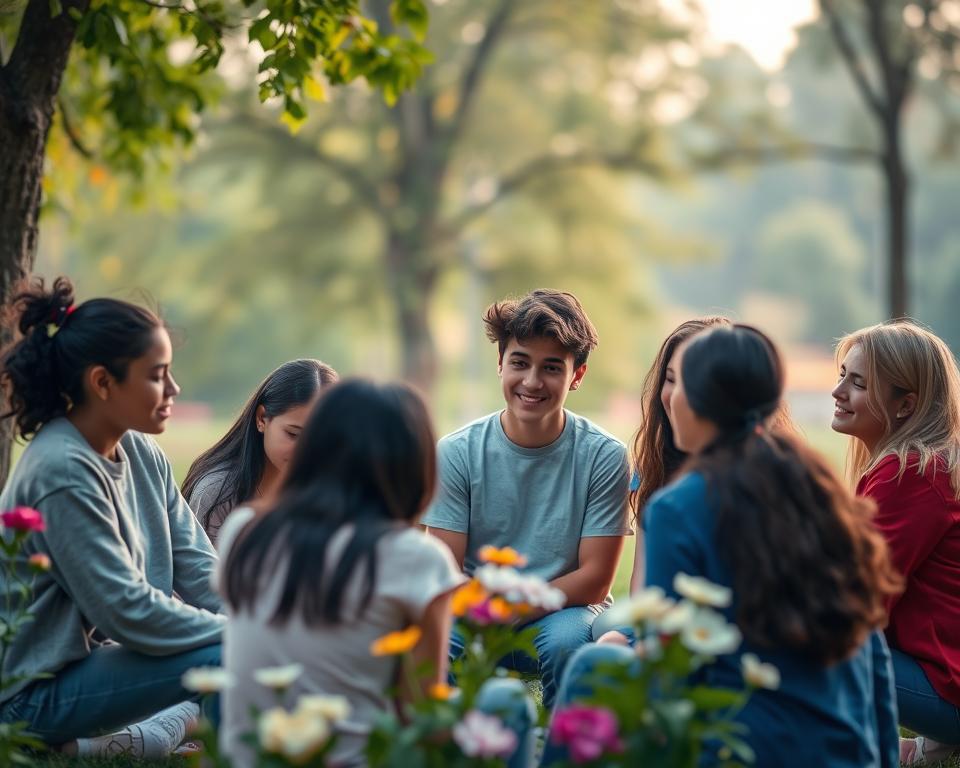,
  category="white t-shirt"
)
[217,507,464,767]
